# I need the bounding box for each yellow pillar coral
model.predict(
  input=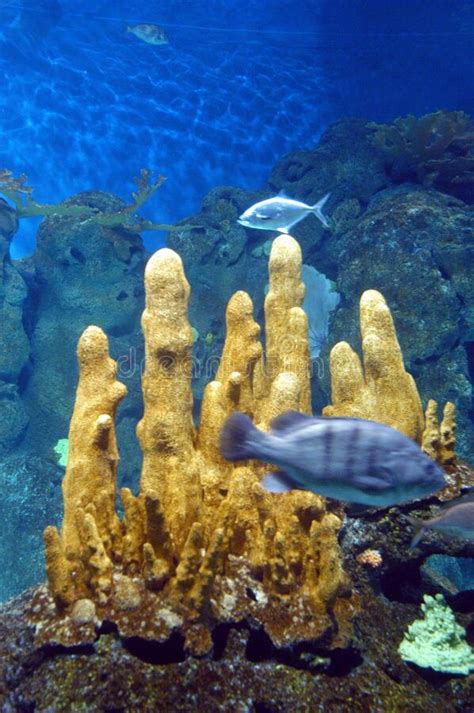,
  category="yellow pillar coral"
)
[136,248,201,551]
[324,290,425,441]
[421,399,456,465]
[36,235,354,654]
[60,327,126,560]
[255,234,311,419]
[43,326,126,608]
